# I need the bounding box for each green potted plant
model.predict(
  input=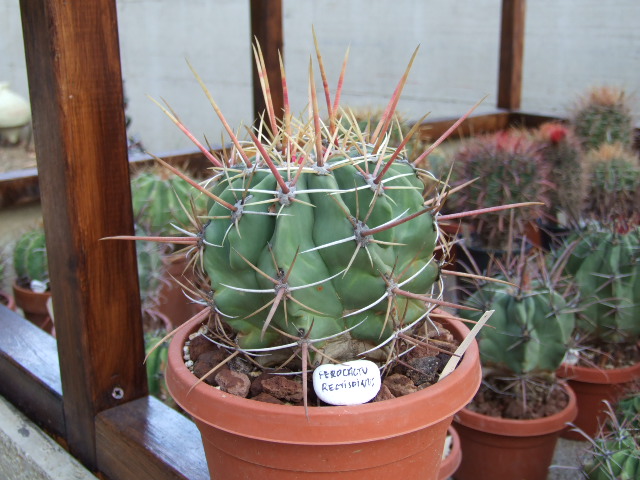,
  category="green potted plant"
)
[131,167,208,327]
[533,121,585,247]
[449,129,550,273]
[576,393,640,479]
[11,227,53,333]
[570,86,635,151]
[109,37,537,478]
[454,252,578,480]
[555,142,640,440]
